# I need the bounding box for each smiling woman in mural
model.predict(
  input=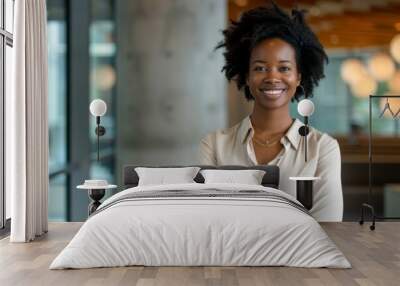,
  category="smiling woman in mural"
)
[199,2,344,222]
